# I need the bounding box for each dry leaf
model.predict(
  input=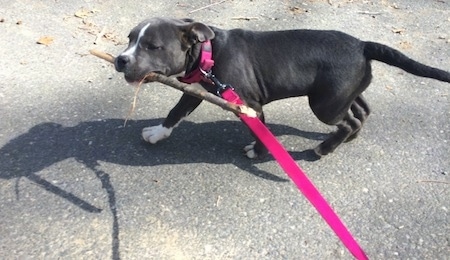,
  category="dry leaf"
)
[392,28,405,34]
[74,8,98,19]
[289,6,309,15]
[75,9,89,18]
[390,3,400,9]
[398,41,412,50]
[36,36,54,46]
[103,32,126,45]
